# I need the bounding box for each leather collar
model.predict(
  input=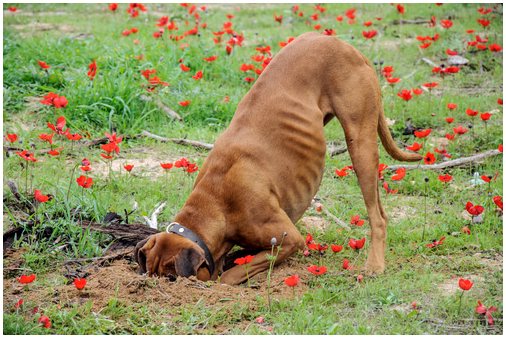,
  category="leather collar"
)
[166,222,215,276]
